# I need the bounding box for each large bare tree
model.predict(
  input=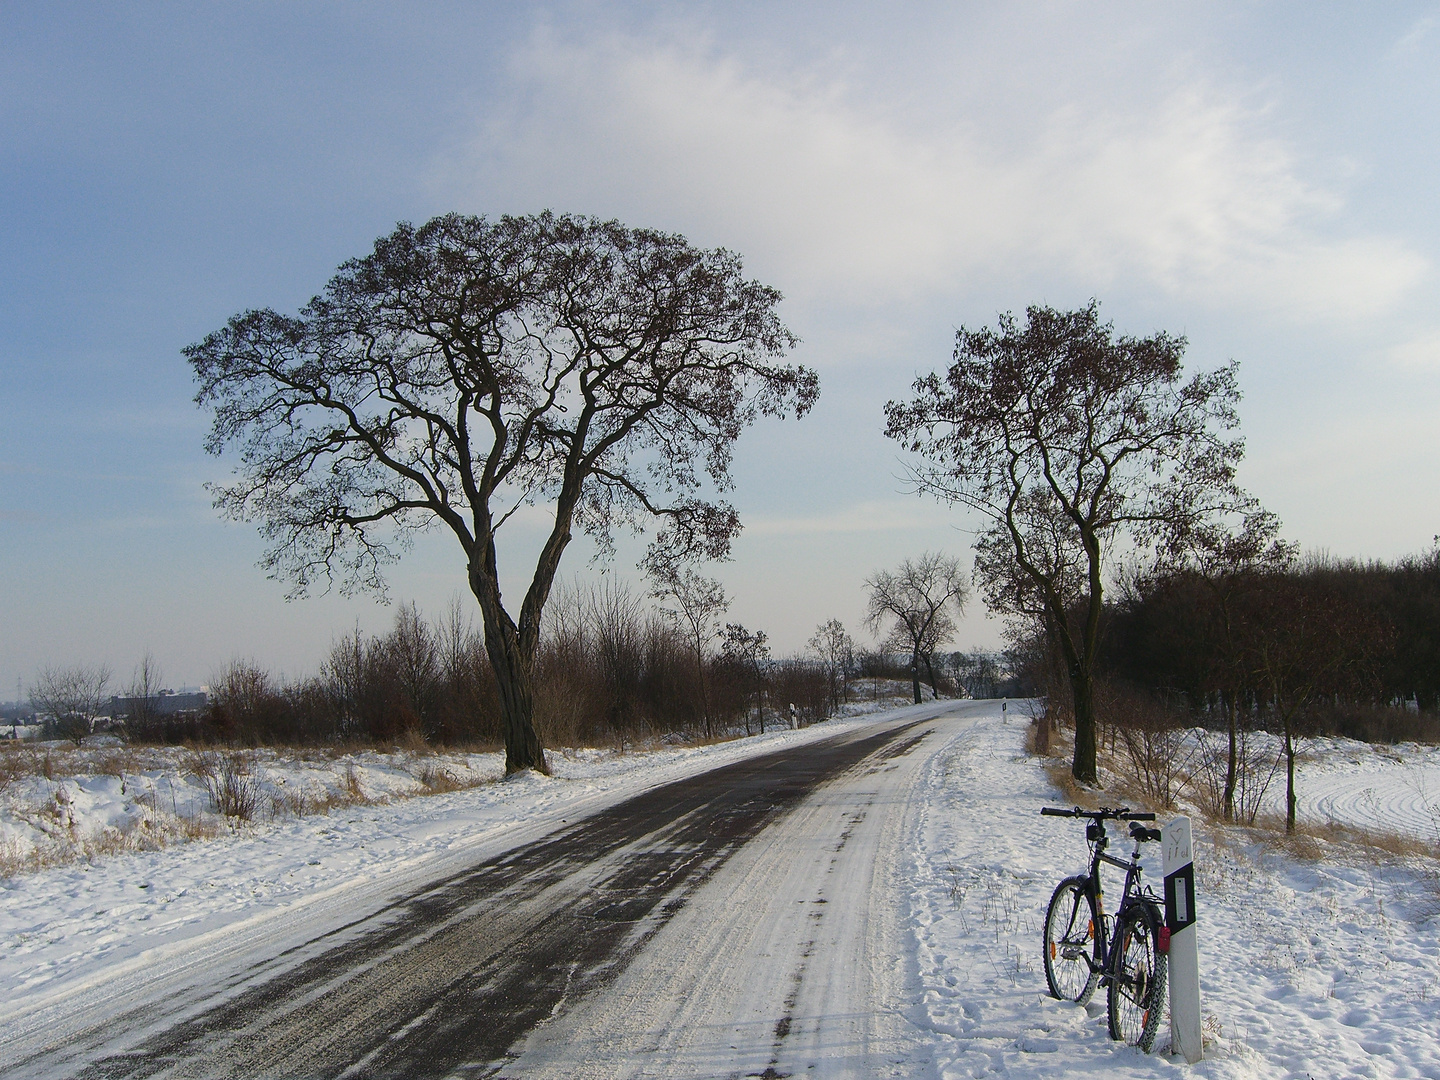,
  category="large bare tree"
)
[885,302,1249,783]
[865,553,968,704]
[189,213,817,773]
